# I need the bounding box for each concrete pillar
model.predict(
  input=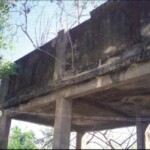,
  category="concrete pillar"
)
[54,30,67,81]
[135,104,148,149]
[136,120,148,149]
[52,97,72,149]
[76,132,84,149]
[145,125,150,149]
[0,111,11,149]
